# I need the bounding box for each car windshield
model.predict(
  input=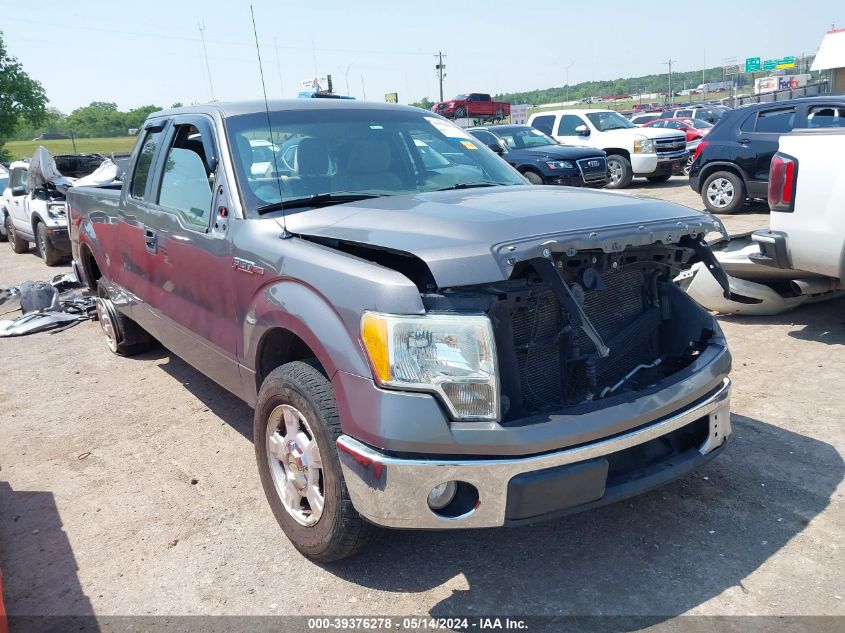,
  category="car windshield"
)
[493,126,557,149]
[453,95,467,101]
[226,107,525,216]
[585,111,635,131]
[687,119,714,129]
